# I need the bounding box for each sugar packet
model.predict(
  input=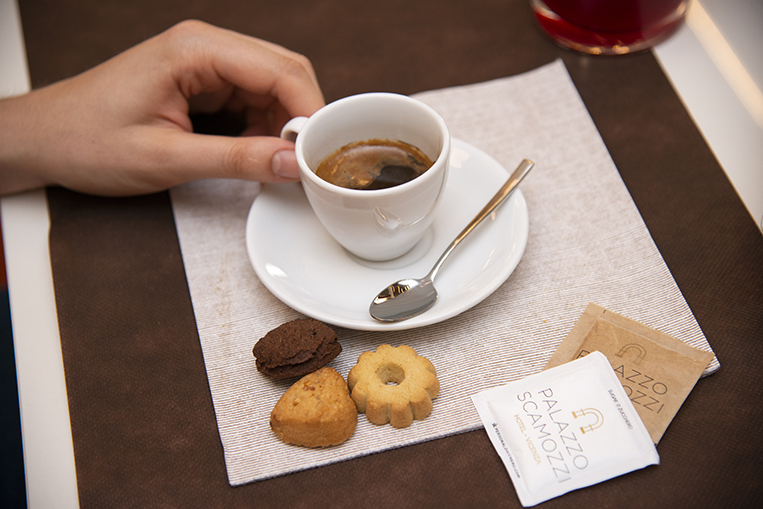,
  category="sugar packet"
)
[545,303,715,443]
[471,351,659,507]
